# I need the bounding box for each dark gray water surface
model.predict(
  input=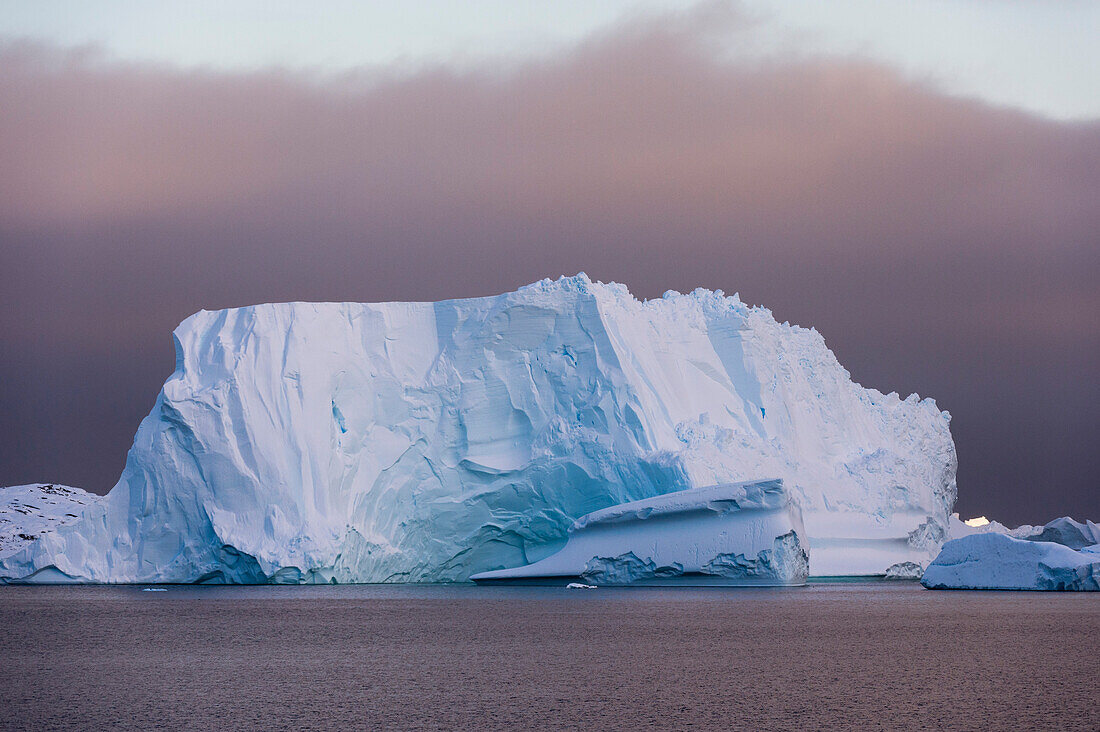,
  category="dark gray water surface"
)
[1,583,1096,731]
